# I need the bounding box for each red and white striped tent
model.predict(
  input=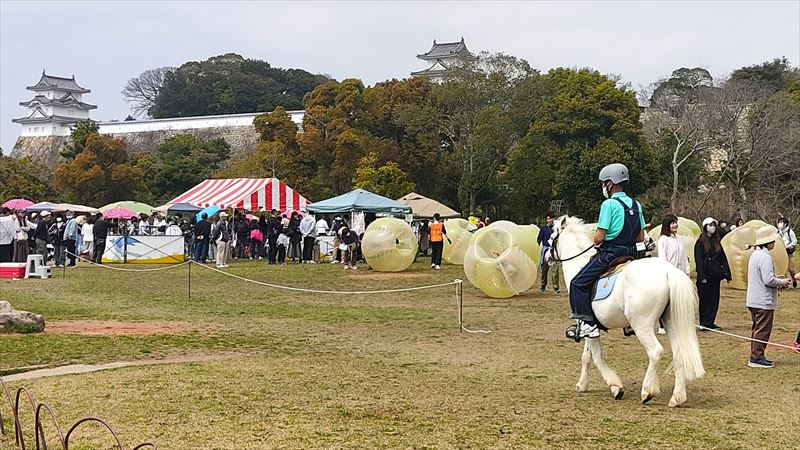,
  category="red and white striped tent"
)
[169,178,310,211]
